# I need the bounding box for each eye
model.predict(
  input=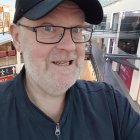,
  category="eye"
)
[44,26,54,32]
[72,27,81,33]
